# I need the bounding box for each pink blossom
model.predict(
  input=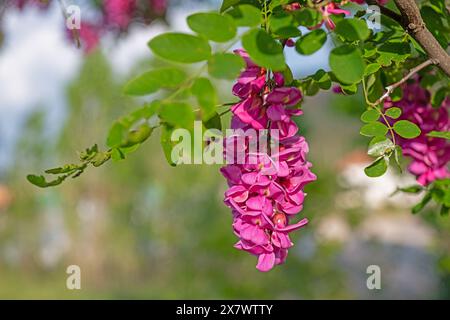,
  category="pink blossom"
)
[316,3,351,30]
[104,0,136,29]
[150,0,168,15]
[221,49,316,272]
[384,77,450,186]
[76,22,101,54]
